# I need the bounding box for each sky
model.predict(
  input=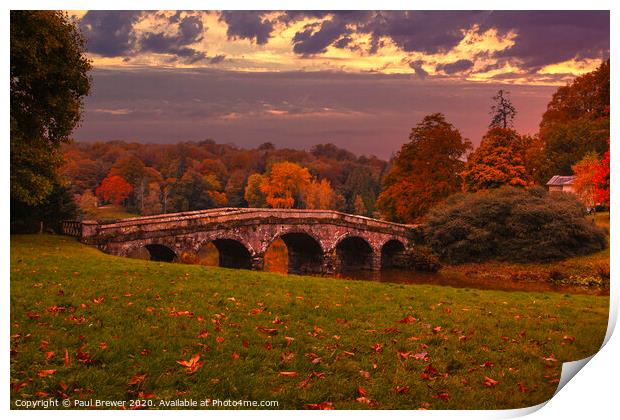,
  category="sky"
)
[70,10,610,158]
